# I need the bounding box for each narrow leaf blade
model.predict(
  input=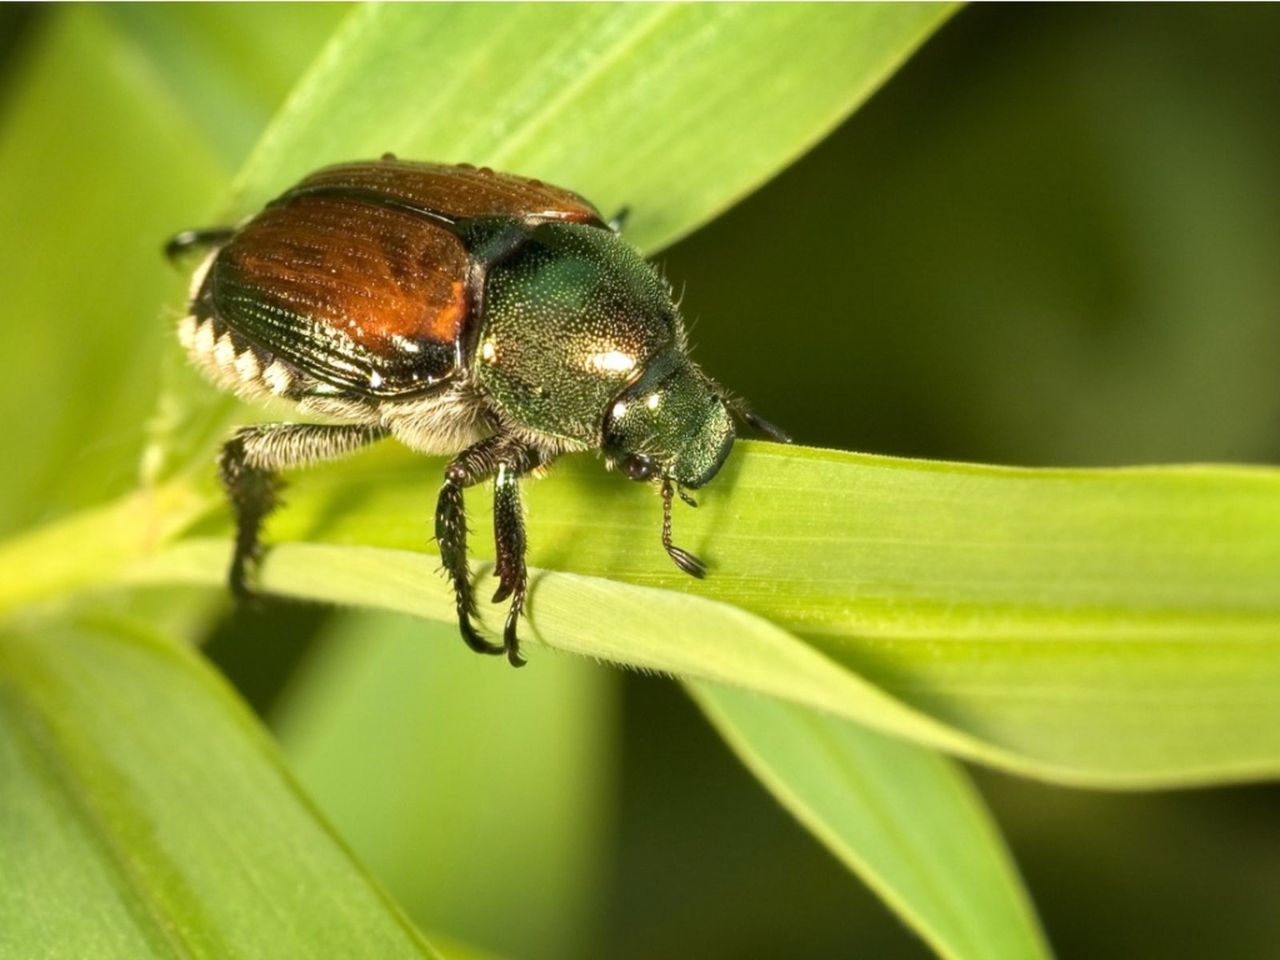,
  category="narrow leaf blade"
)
[245,443,1280,785]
